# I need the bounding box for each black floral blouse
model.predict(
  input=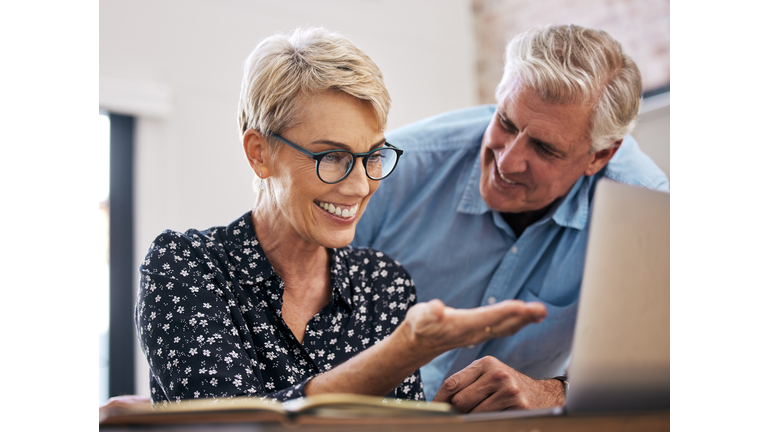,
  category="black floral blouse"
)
[135,212,424,405]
